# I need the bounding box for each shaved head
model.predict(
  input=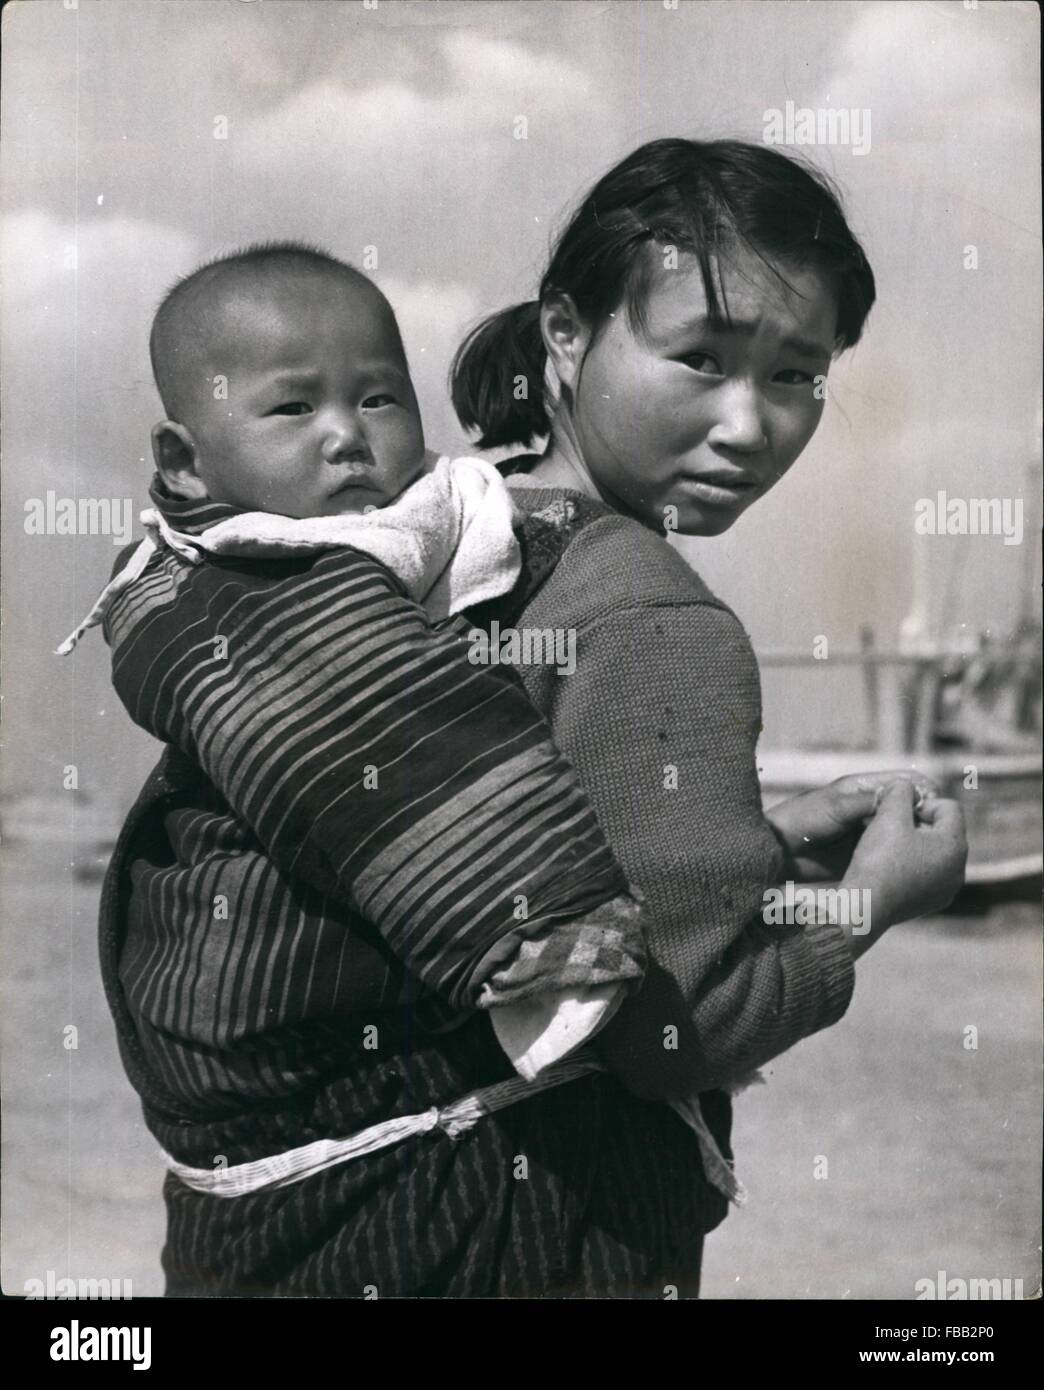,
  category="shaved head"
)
[149,242,404,423]
[147,241,425,519]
